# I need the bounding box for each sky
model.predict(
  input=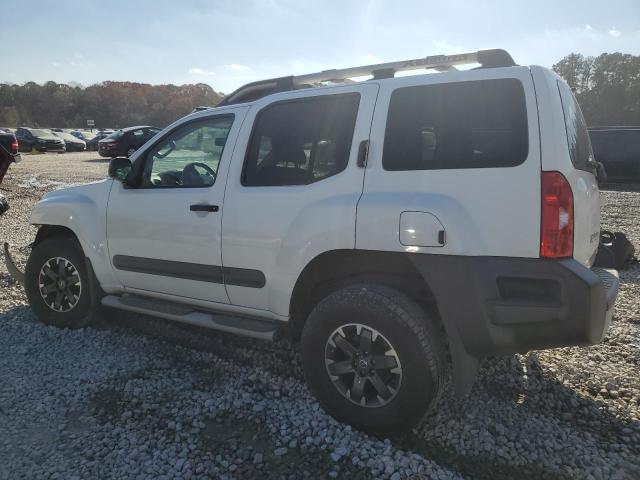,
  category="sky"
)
[2,0,640,94]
